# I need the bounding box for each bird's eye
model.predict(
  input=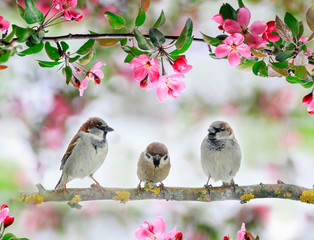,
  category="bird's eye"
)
[164,154,168,160]
[221,128,225,131]
[146,153,151,158]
